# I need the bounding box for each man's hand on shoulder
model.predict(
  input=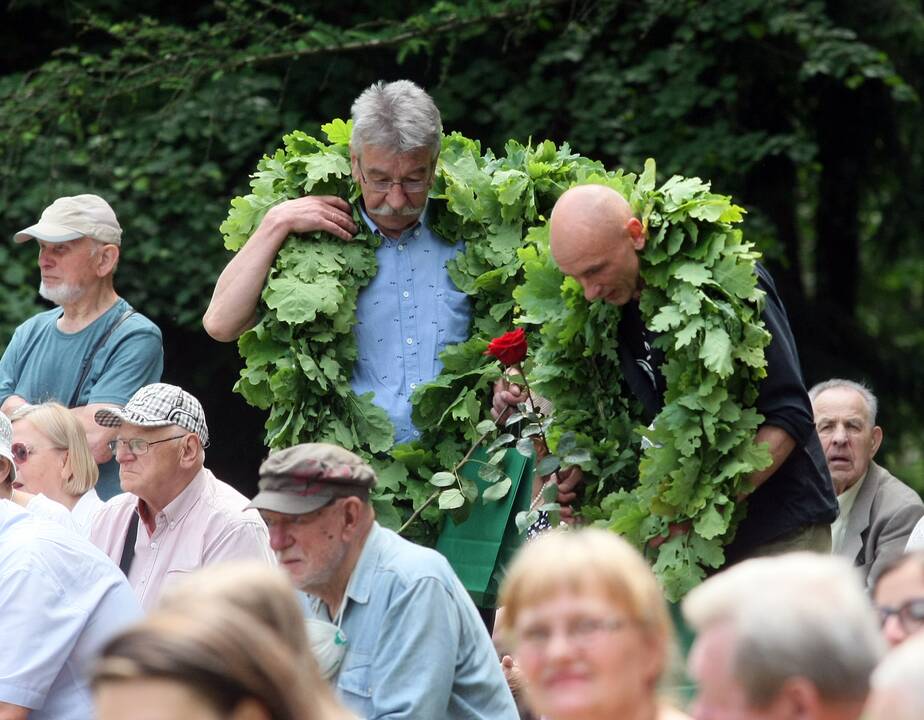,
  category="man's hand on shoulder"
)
[204,194,357,342]
[264,195,357,242]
